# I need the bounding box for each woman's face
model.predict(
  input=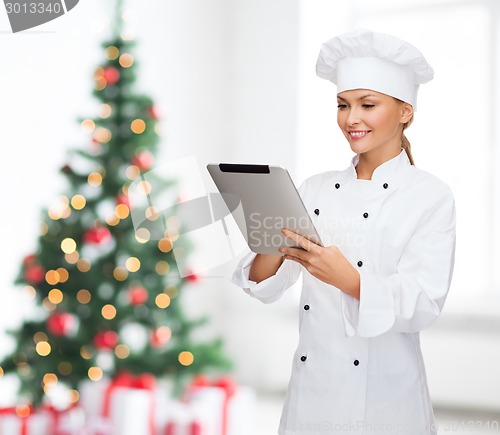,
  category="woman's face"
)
[336,89,412,156]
